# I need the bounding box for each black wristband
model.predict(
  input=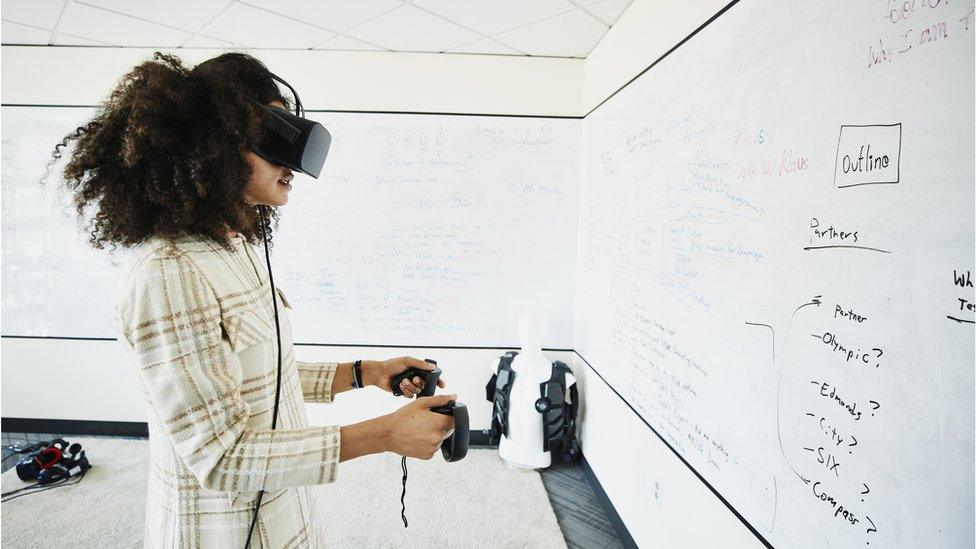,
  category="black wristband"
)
[353,360,364,389]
